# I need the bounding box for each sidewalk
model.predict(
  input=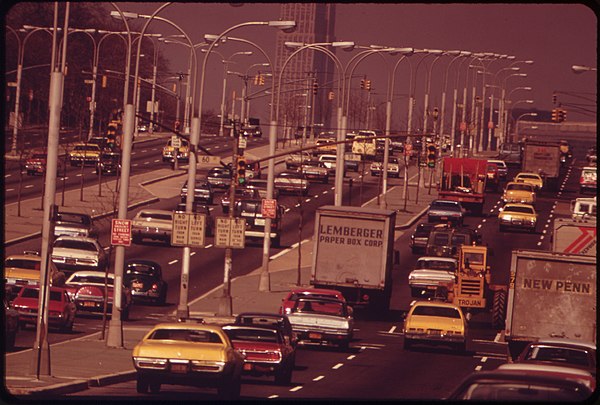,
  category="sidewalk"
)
[3,144,439,398]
